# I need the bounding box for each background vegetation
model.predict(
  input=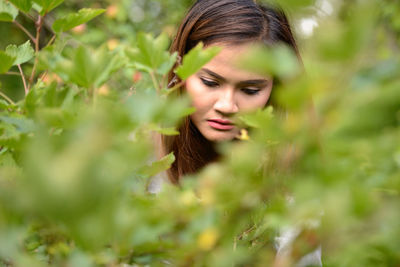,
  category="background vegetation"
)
[0,0,399,266]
